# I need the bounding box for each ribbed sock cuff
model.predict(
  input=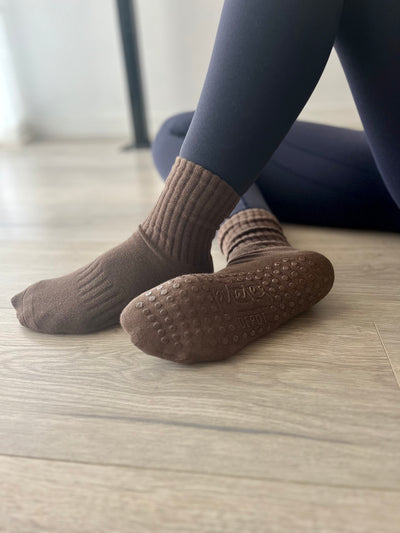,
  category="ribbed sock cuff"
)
[141,156,240,265]
[218,208,290,262]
